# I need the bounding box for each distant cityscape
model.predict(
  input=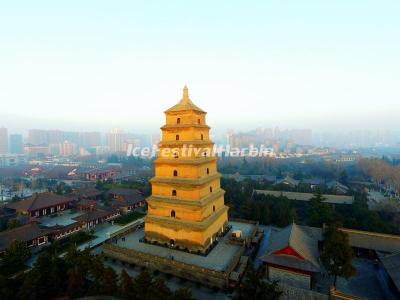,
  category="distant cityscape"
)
[0,126,399,160]
[224,127,400,149]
